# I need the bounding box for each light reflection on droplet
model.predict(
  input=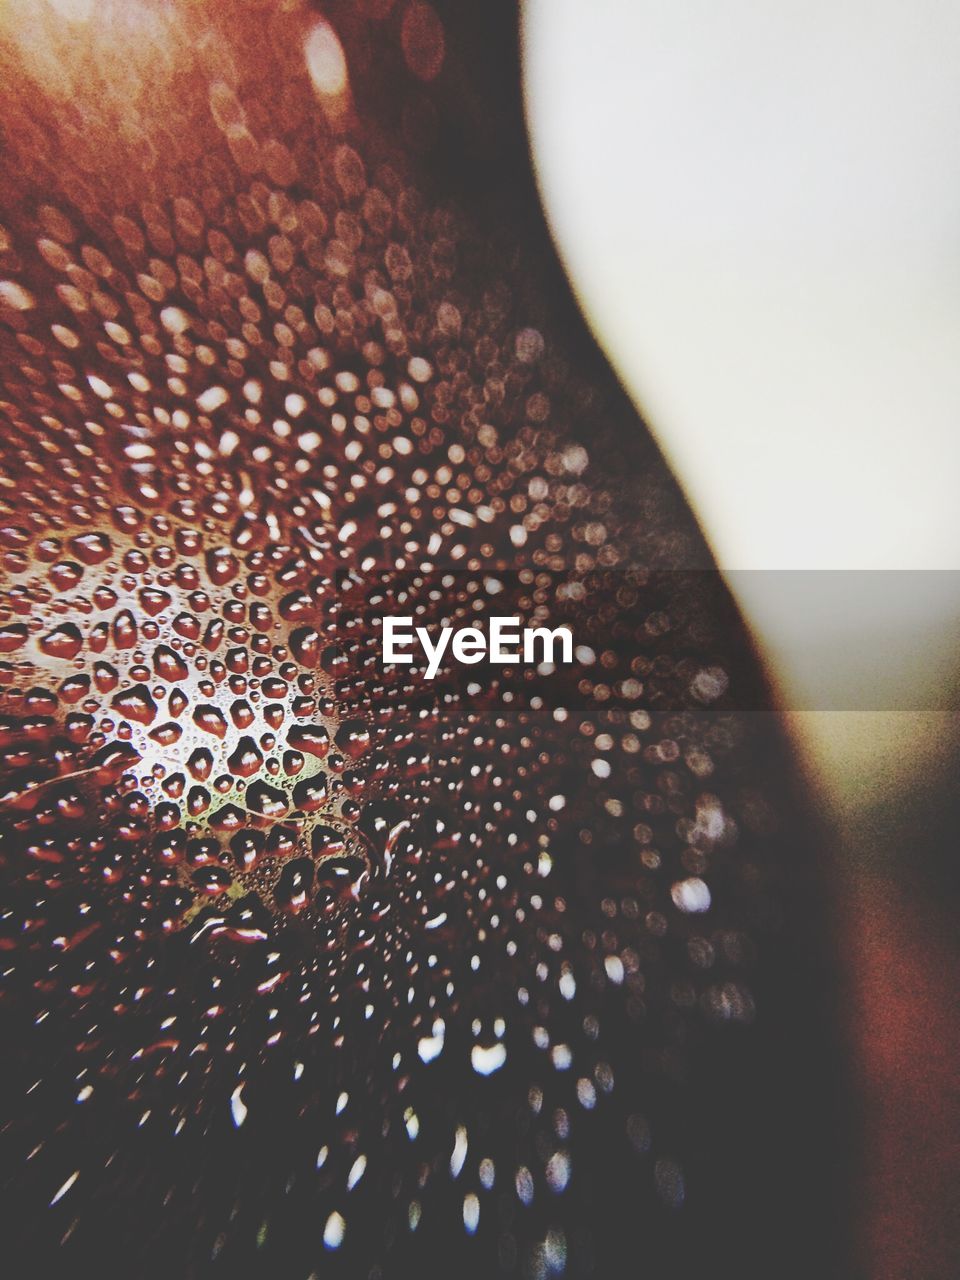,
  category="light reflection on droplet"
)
[463,1193,479,1234]
[230,1084,248,1127]
[449,1125,468,1178]
[305,19,348,98]
[471,1042,507,1076]
[323,1210,346,1249]
[671,877,712,914]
